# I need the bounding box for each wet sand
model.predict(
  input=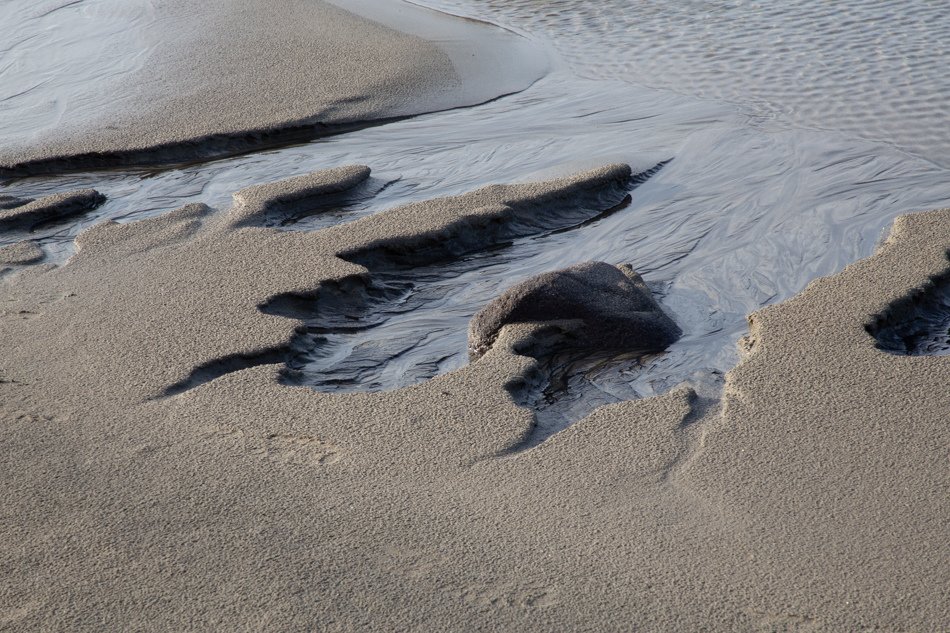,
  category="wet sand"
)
[1,1,948,631]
